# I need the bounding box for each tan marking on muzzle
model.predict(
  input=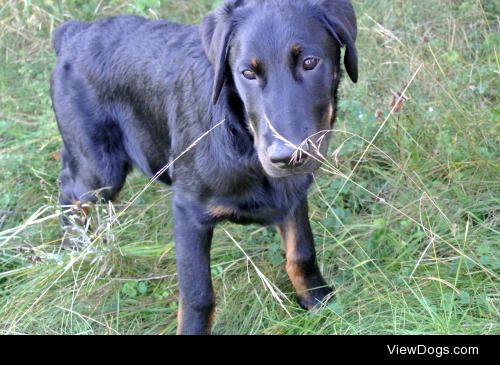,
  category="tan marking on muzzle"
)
[247,121,257,137]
